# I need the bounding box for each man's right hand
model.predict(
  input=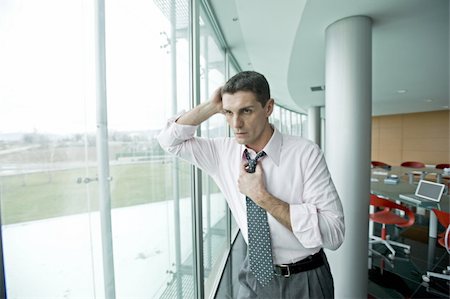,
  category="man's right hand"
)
[175,86,225,126]
[210,86,224,114]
